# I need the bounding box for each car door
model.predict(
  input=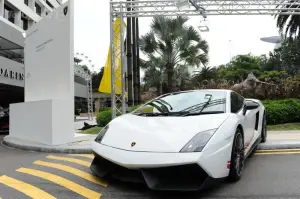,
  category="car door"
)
[243,100,261,145]
[230,92,256,152]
